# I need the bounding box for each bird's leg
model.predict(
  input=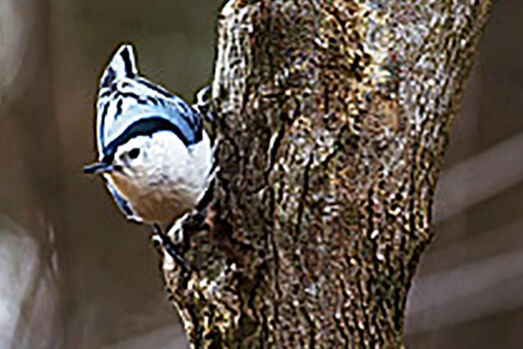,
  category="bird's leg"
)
[151,223,192,273]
